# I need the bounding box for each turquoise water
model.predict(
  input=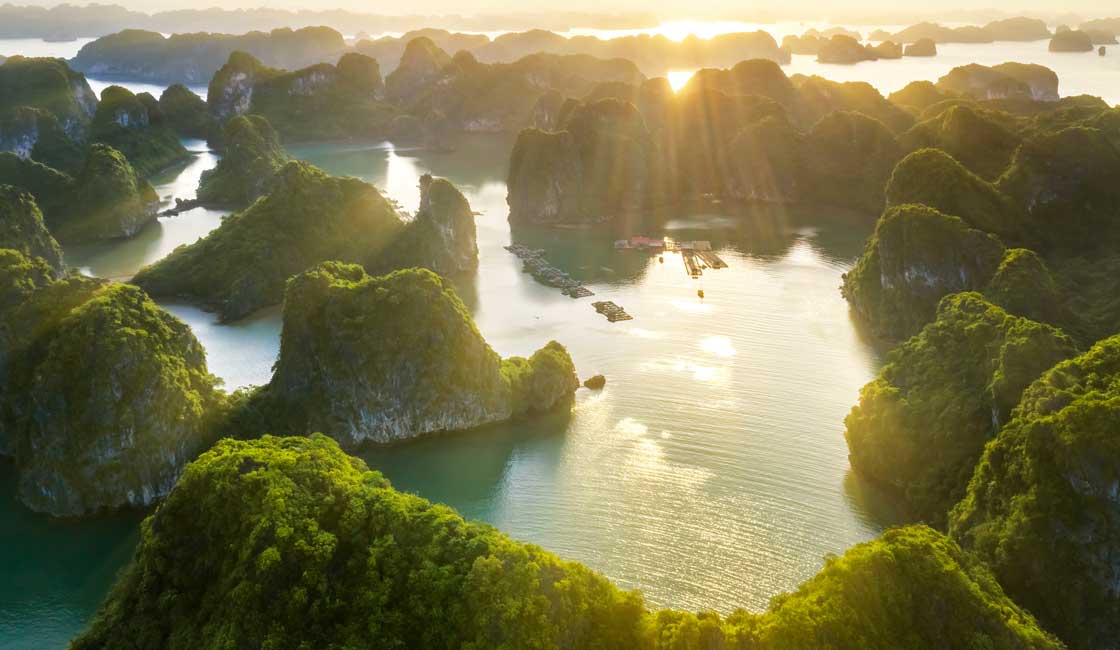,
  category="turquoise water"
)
[0,134,901,647]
